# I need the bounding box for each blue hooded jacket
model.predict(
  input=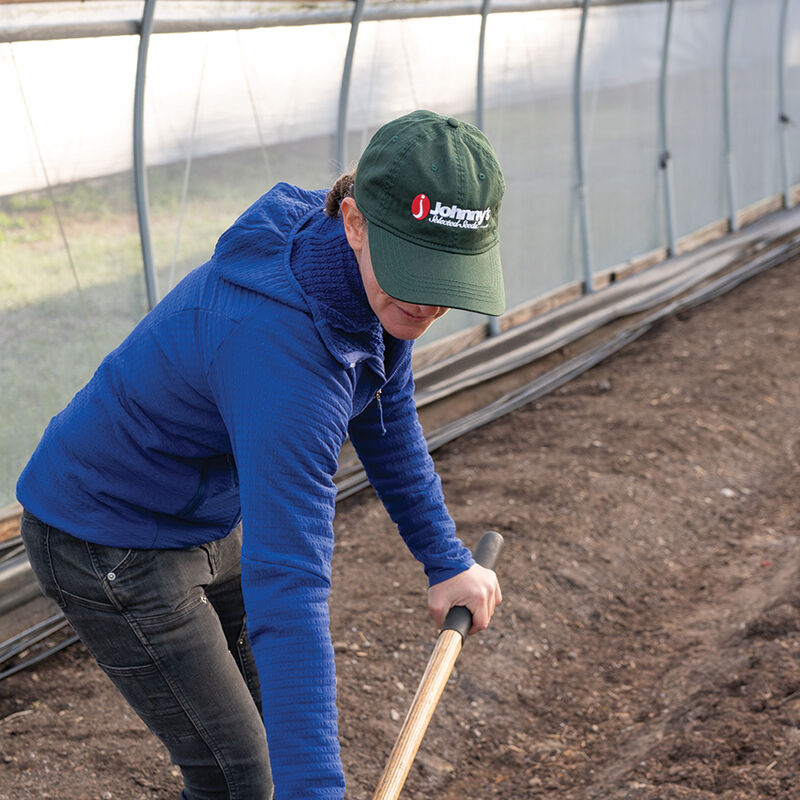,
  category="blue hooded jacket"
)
[17,183,474,799]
